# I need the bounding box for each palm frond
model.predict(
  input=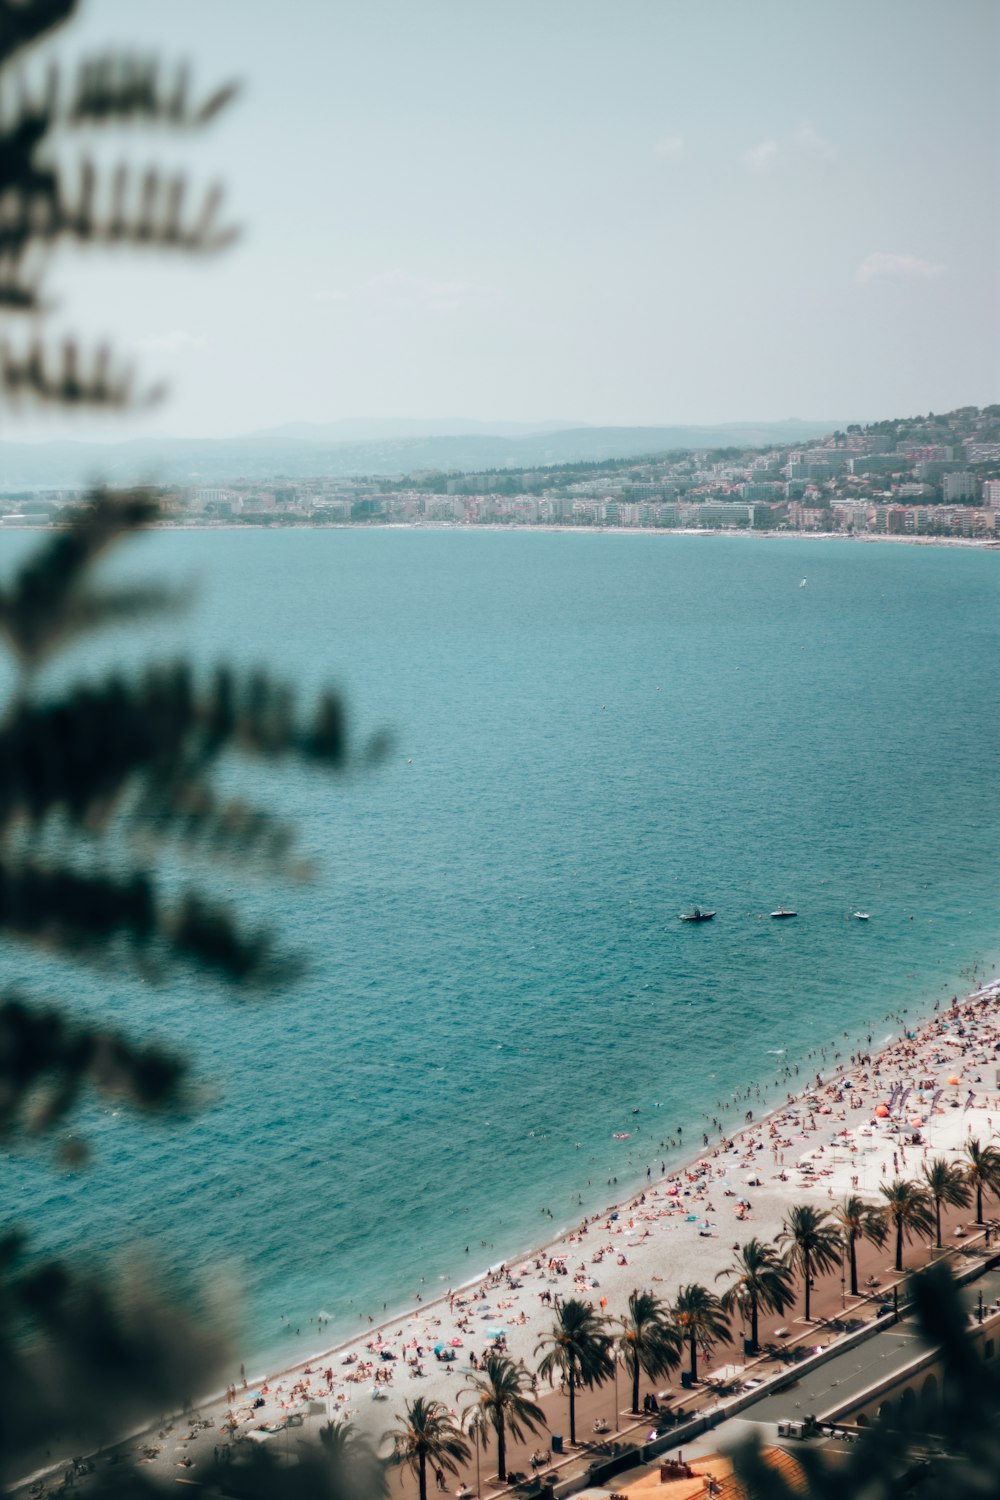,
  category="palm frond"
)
[0,334,160,404]
[0,1234,230,1478]
[0,664,362,833]
[0,0,75,69]
[0,992,187,1148]
[0,488,163,664]
[0,856,291,983]
[68,54,239,126]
